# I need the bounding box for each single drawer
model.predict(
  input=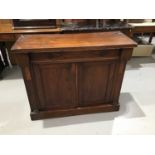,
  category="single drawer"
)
[30,50,120,63]
[0,34,15,41]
